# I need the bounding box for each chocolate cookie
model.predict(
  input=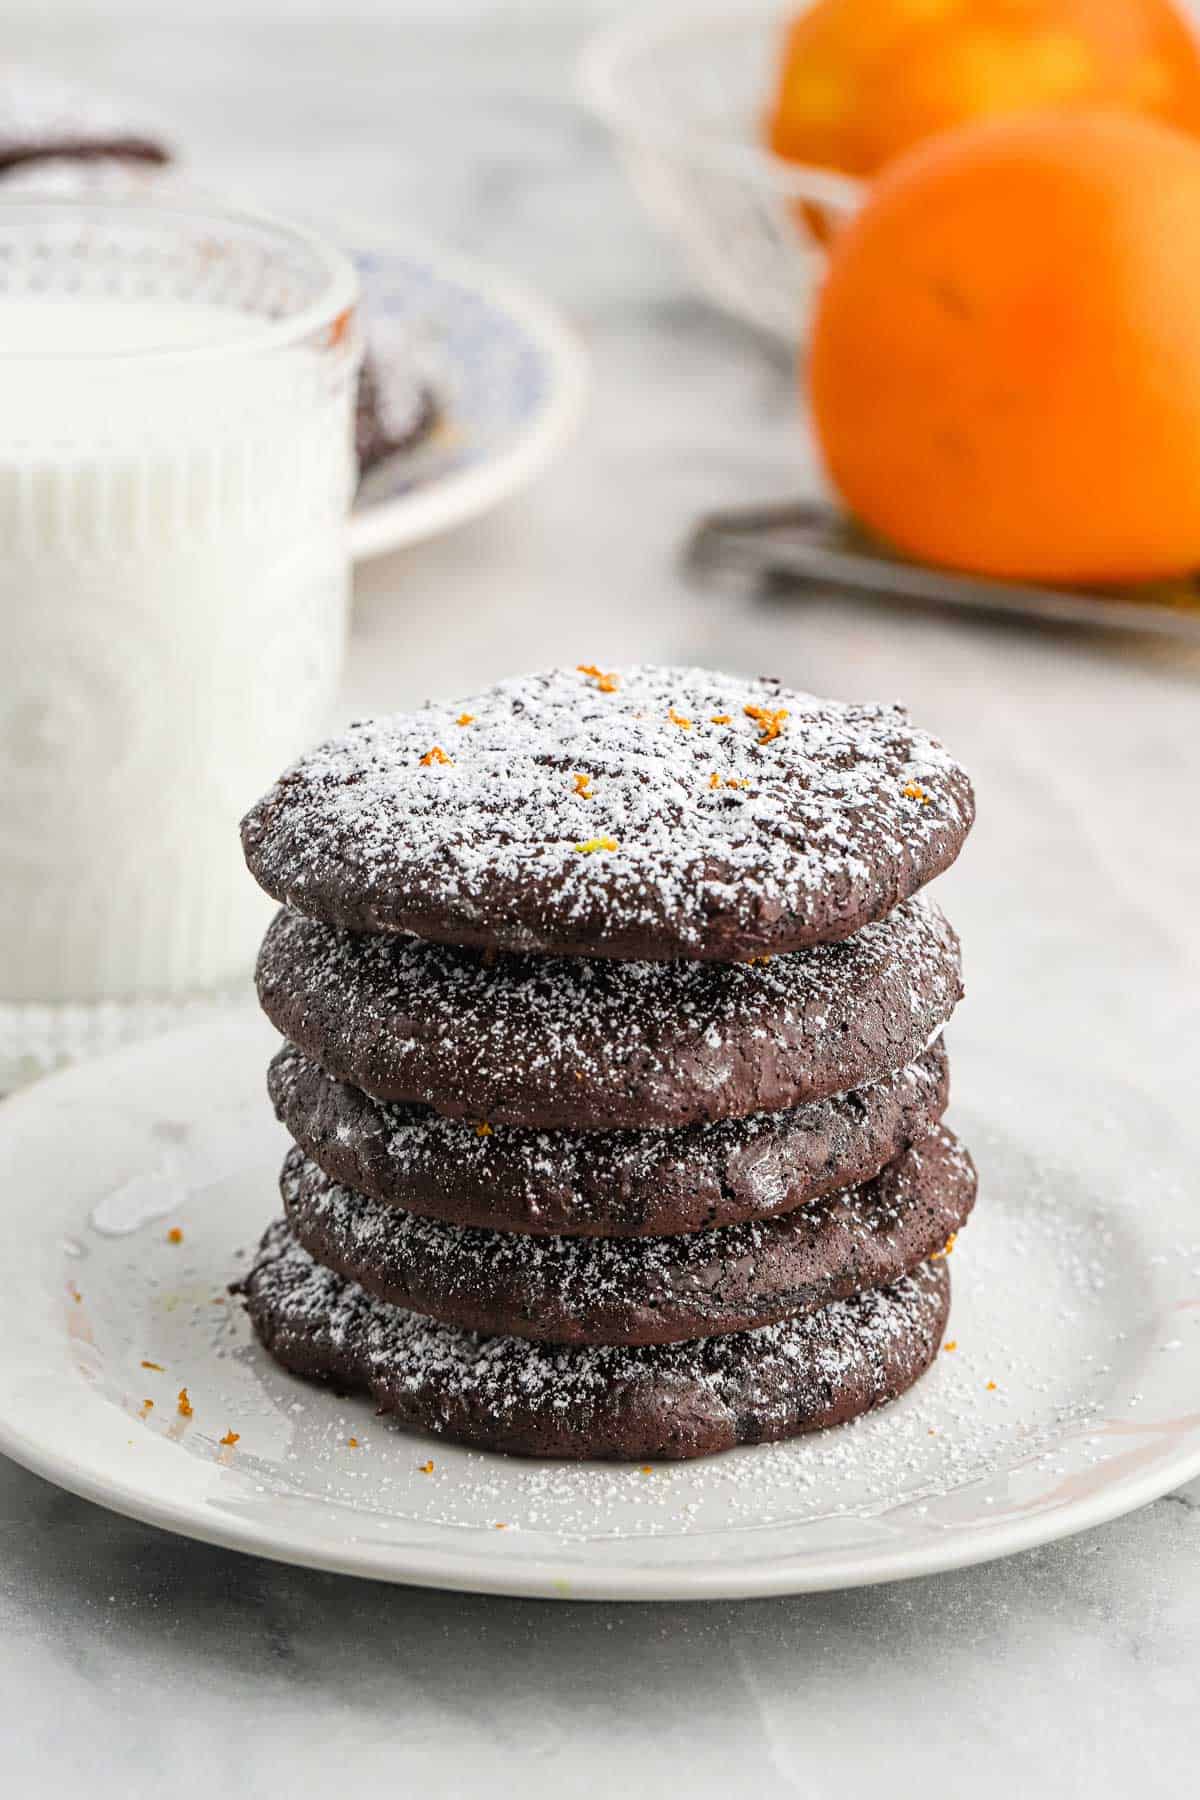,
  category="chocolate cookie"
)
[280,1124,974,1346]
[257,896,961,1130]
[241,666,974,961]
[355,336,439,478]
[269,1038,951,1237]
[239,1220,951,1461]
[0,69,170,174]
